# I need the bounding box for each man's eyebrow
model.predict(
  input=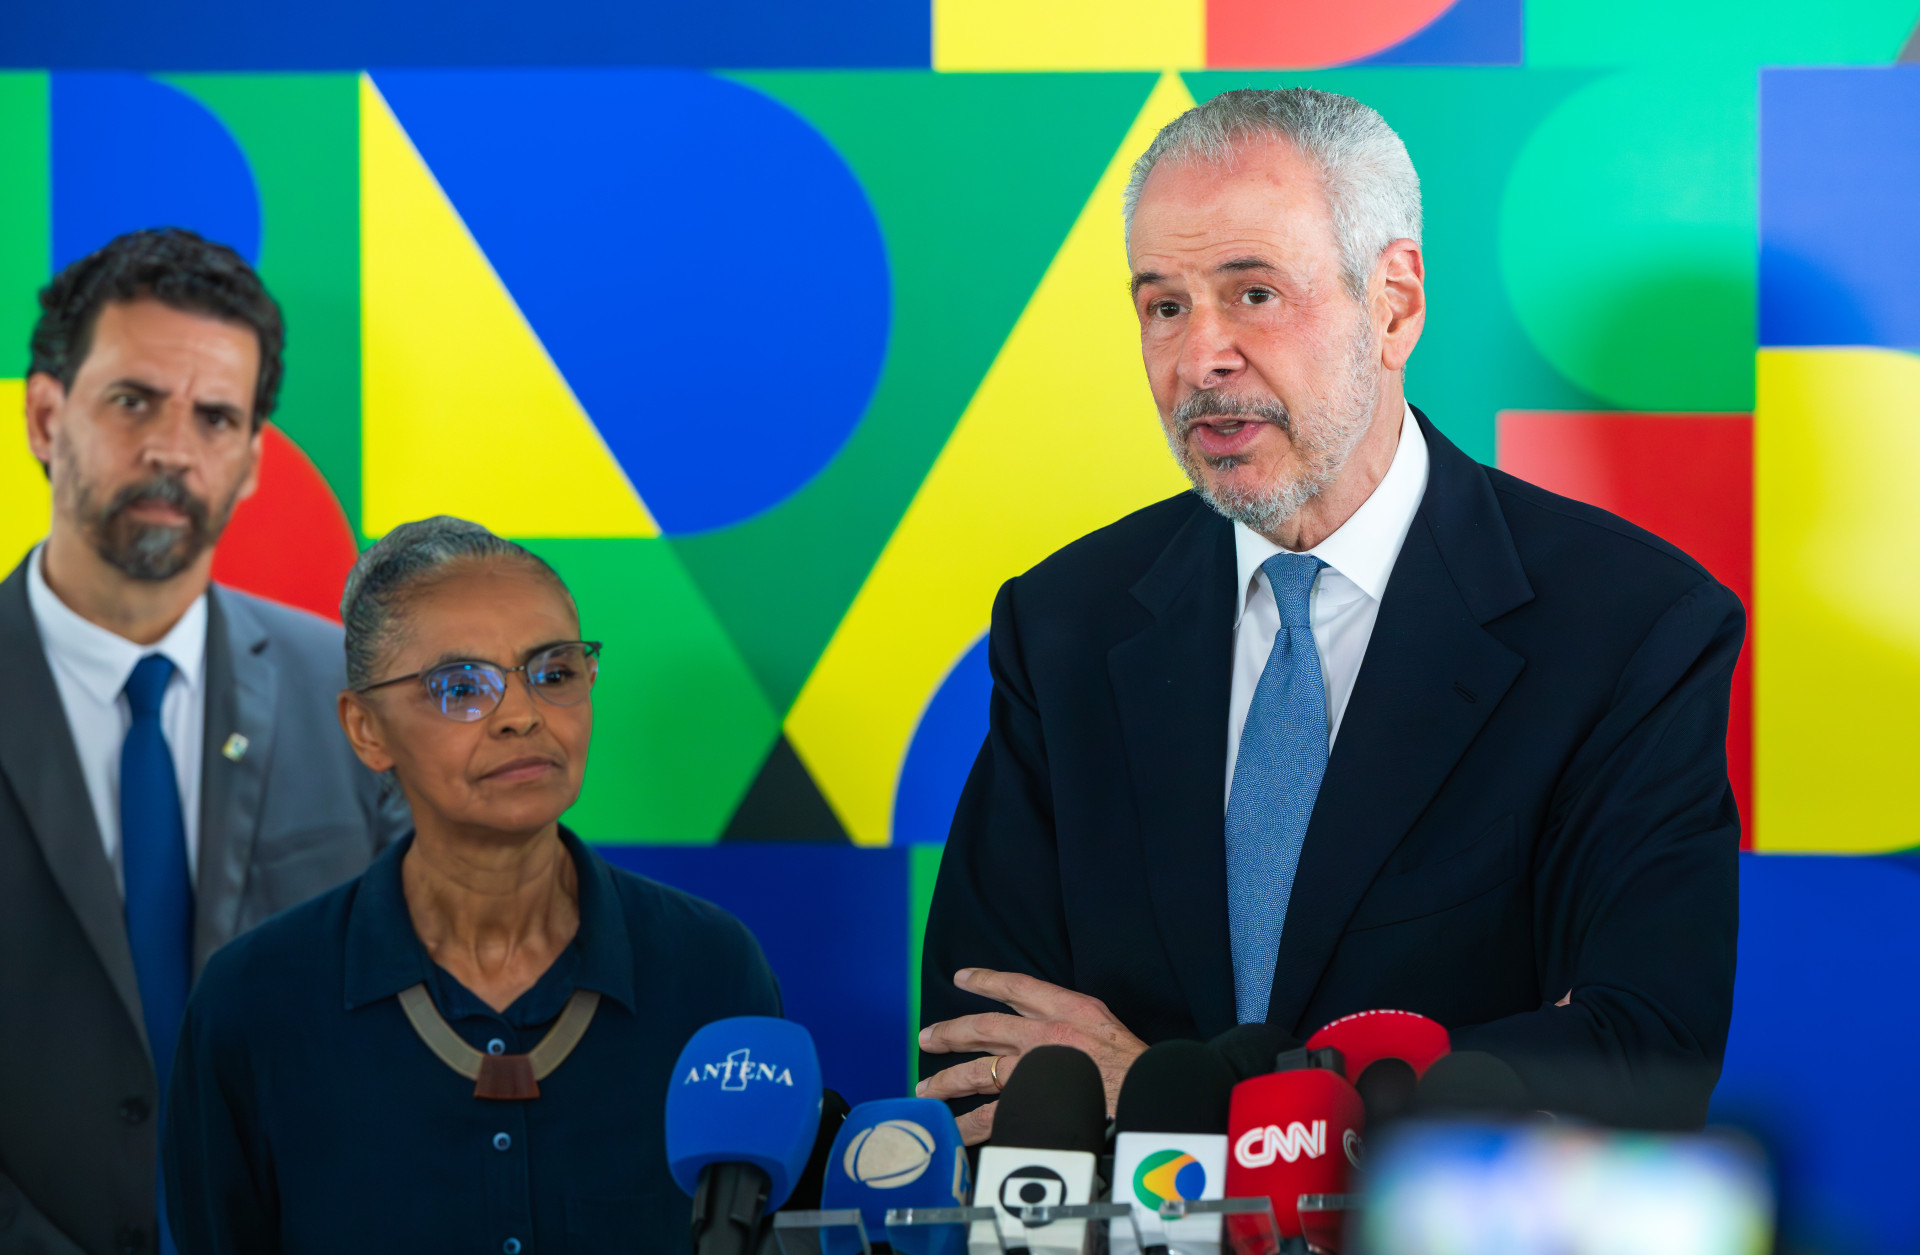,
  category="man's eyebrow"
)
[1130,270,1165,297]
[106,378,168,398]
[1216,255,1279,274]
